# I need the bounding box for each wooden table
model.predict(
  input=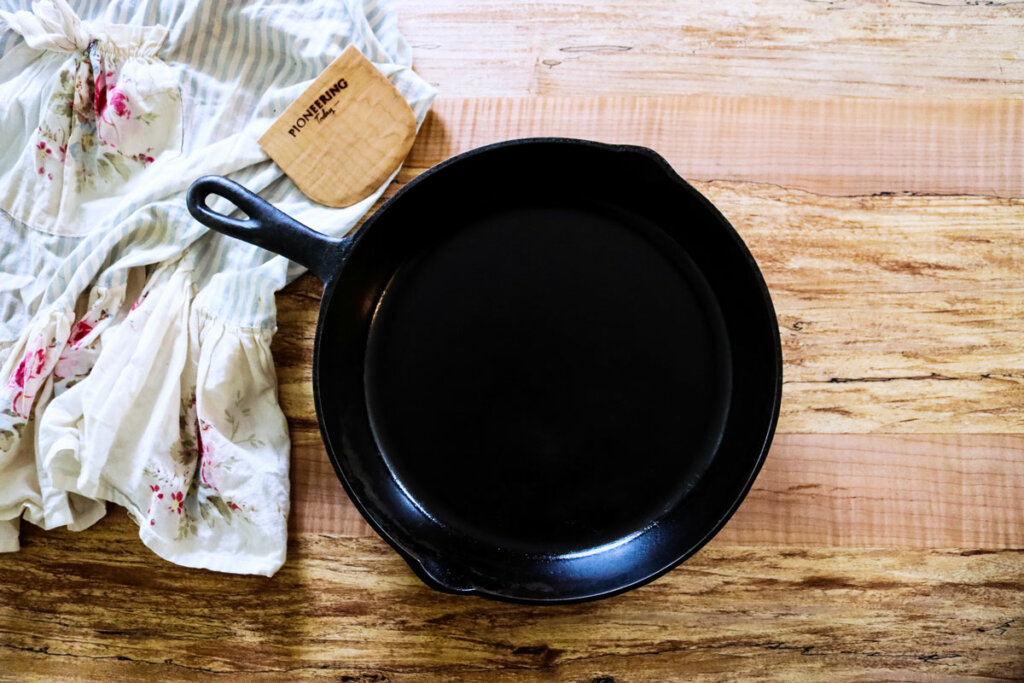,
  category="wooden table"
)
[3,1,1023,679]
